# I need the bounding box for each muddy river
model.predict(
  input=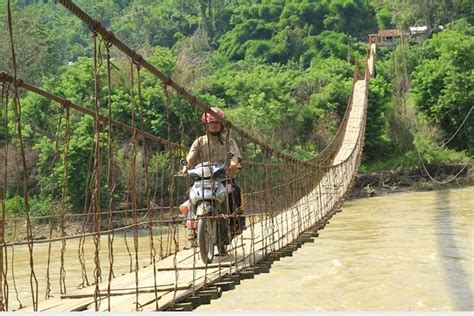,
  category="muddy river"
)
[199,186,474,311]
